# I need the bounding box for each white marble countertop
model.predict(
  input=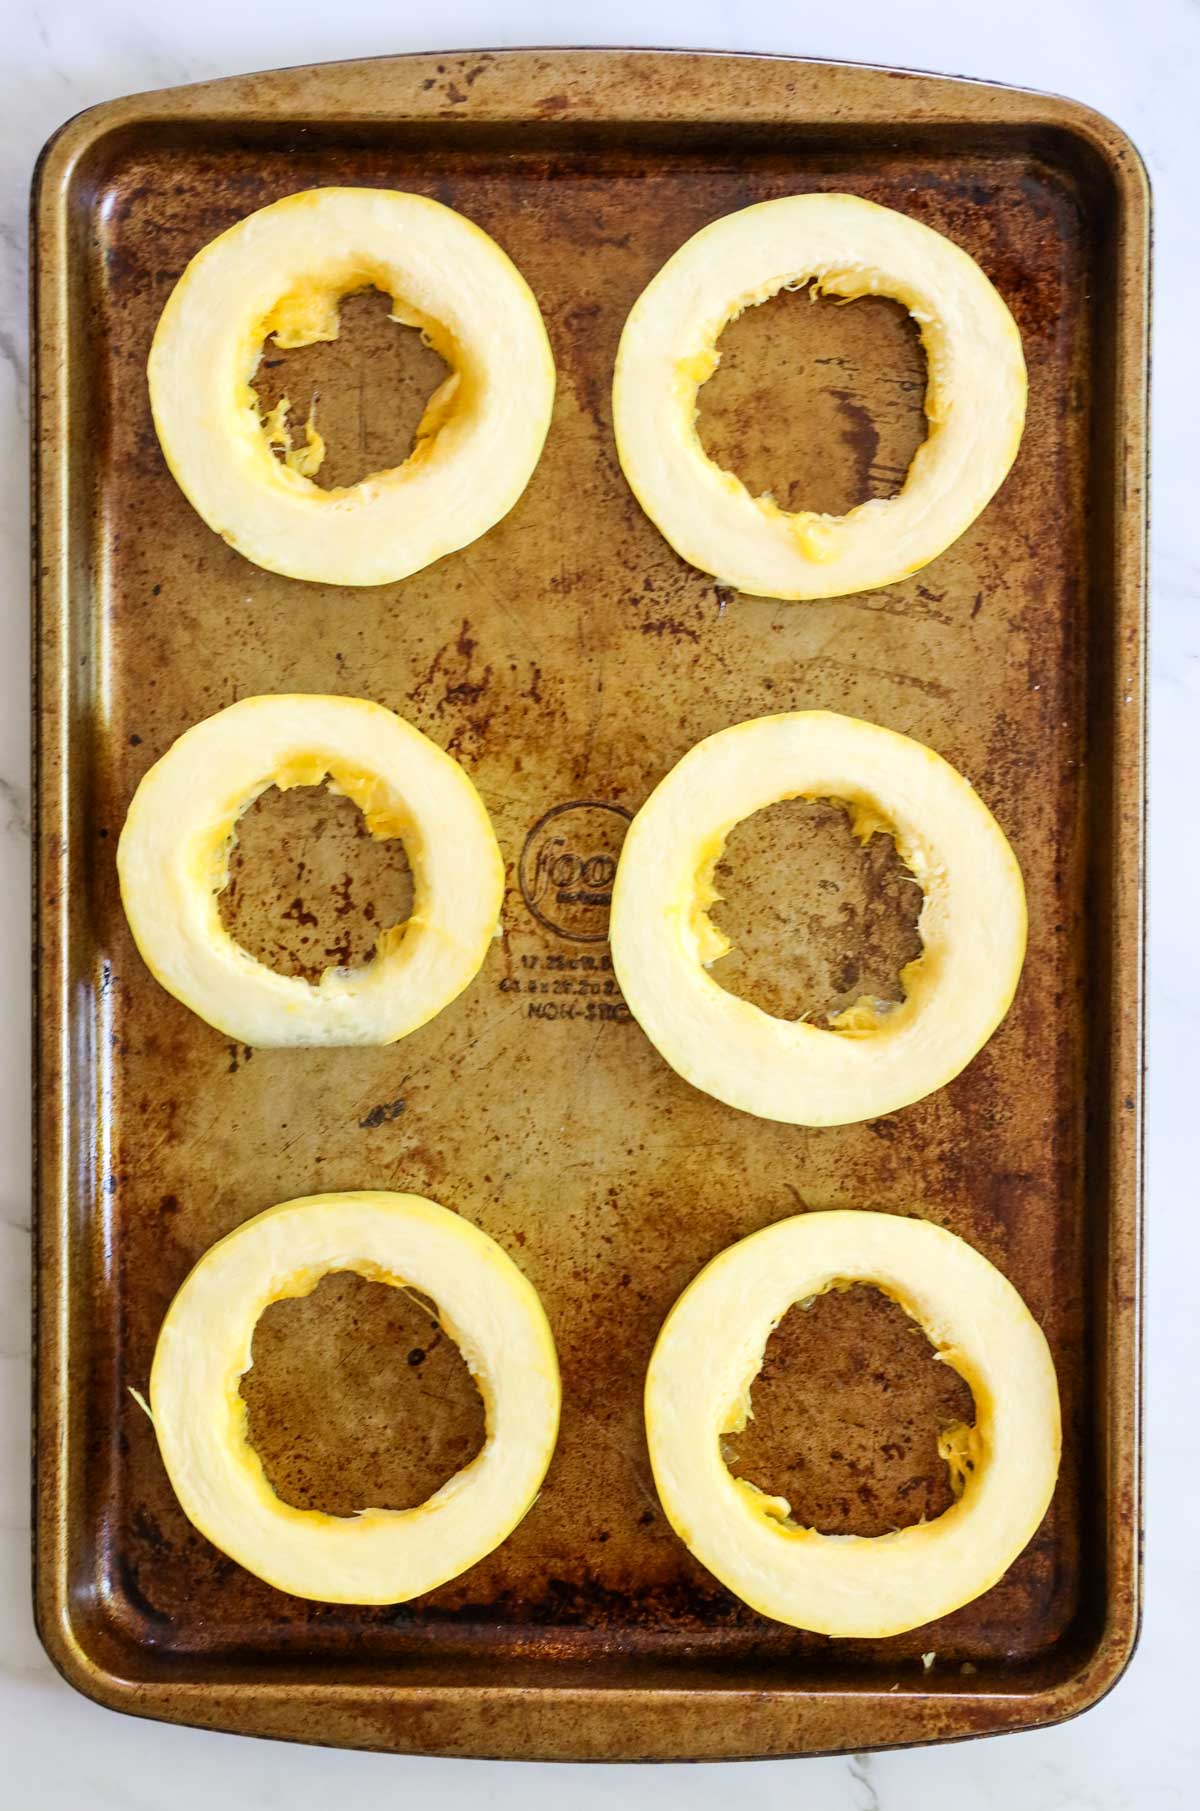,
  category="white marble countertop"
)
[2,0,1194,1804]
